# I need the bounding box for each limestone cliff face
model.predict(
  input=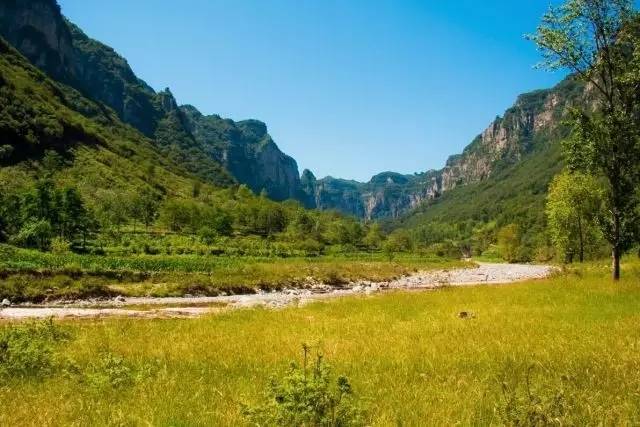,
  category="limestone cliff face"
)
[181,108,302,201]
[0,0,75,82]
[254,139,301,201]
[437,89,568,194]
[66,21,163,137]
[307,77,585,220]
